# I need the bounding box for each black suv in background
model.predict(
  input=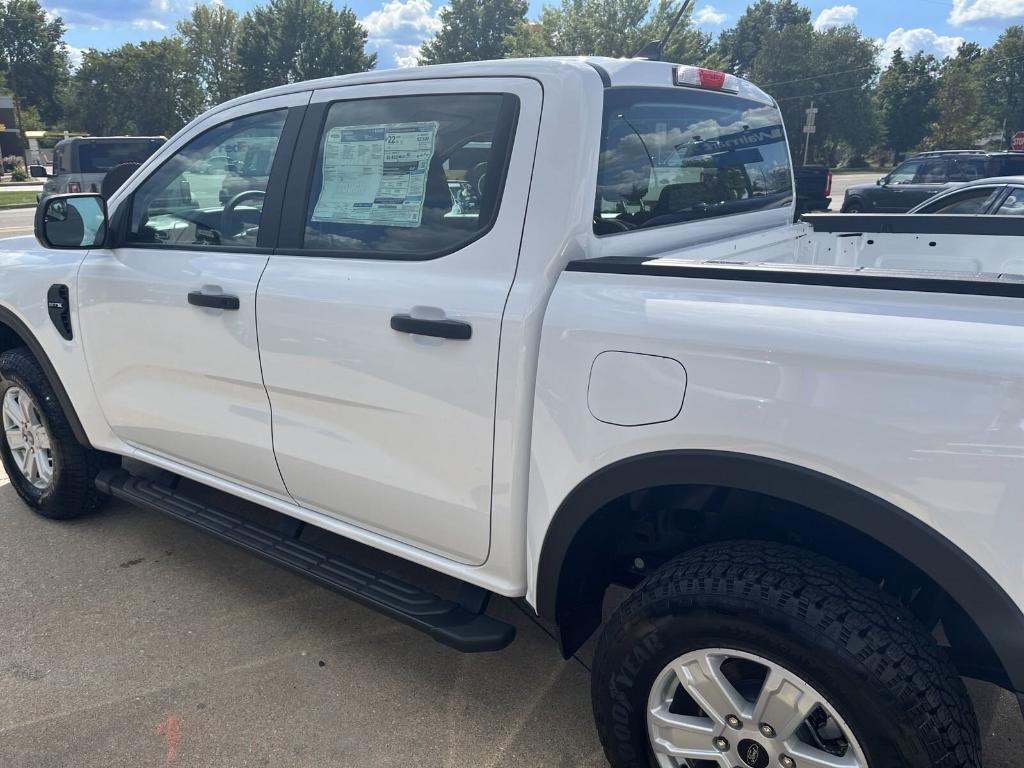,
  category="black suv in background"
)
[841,150,1024,212]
